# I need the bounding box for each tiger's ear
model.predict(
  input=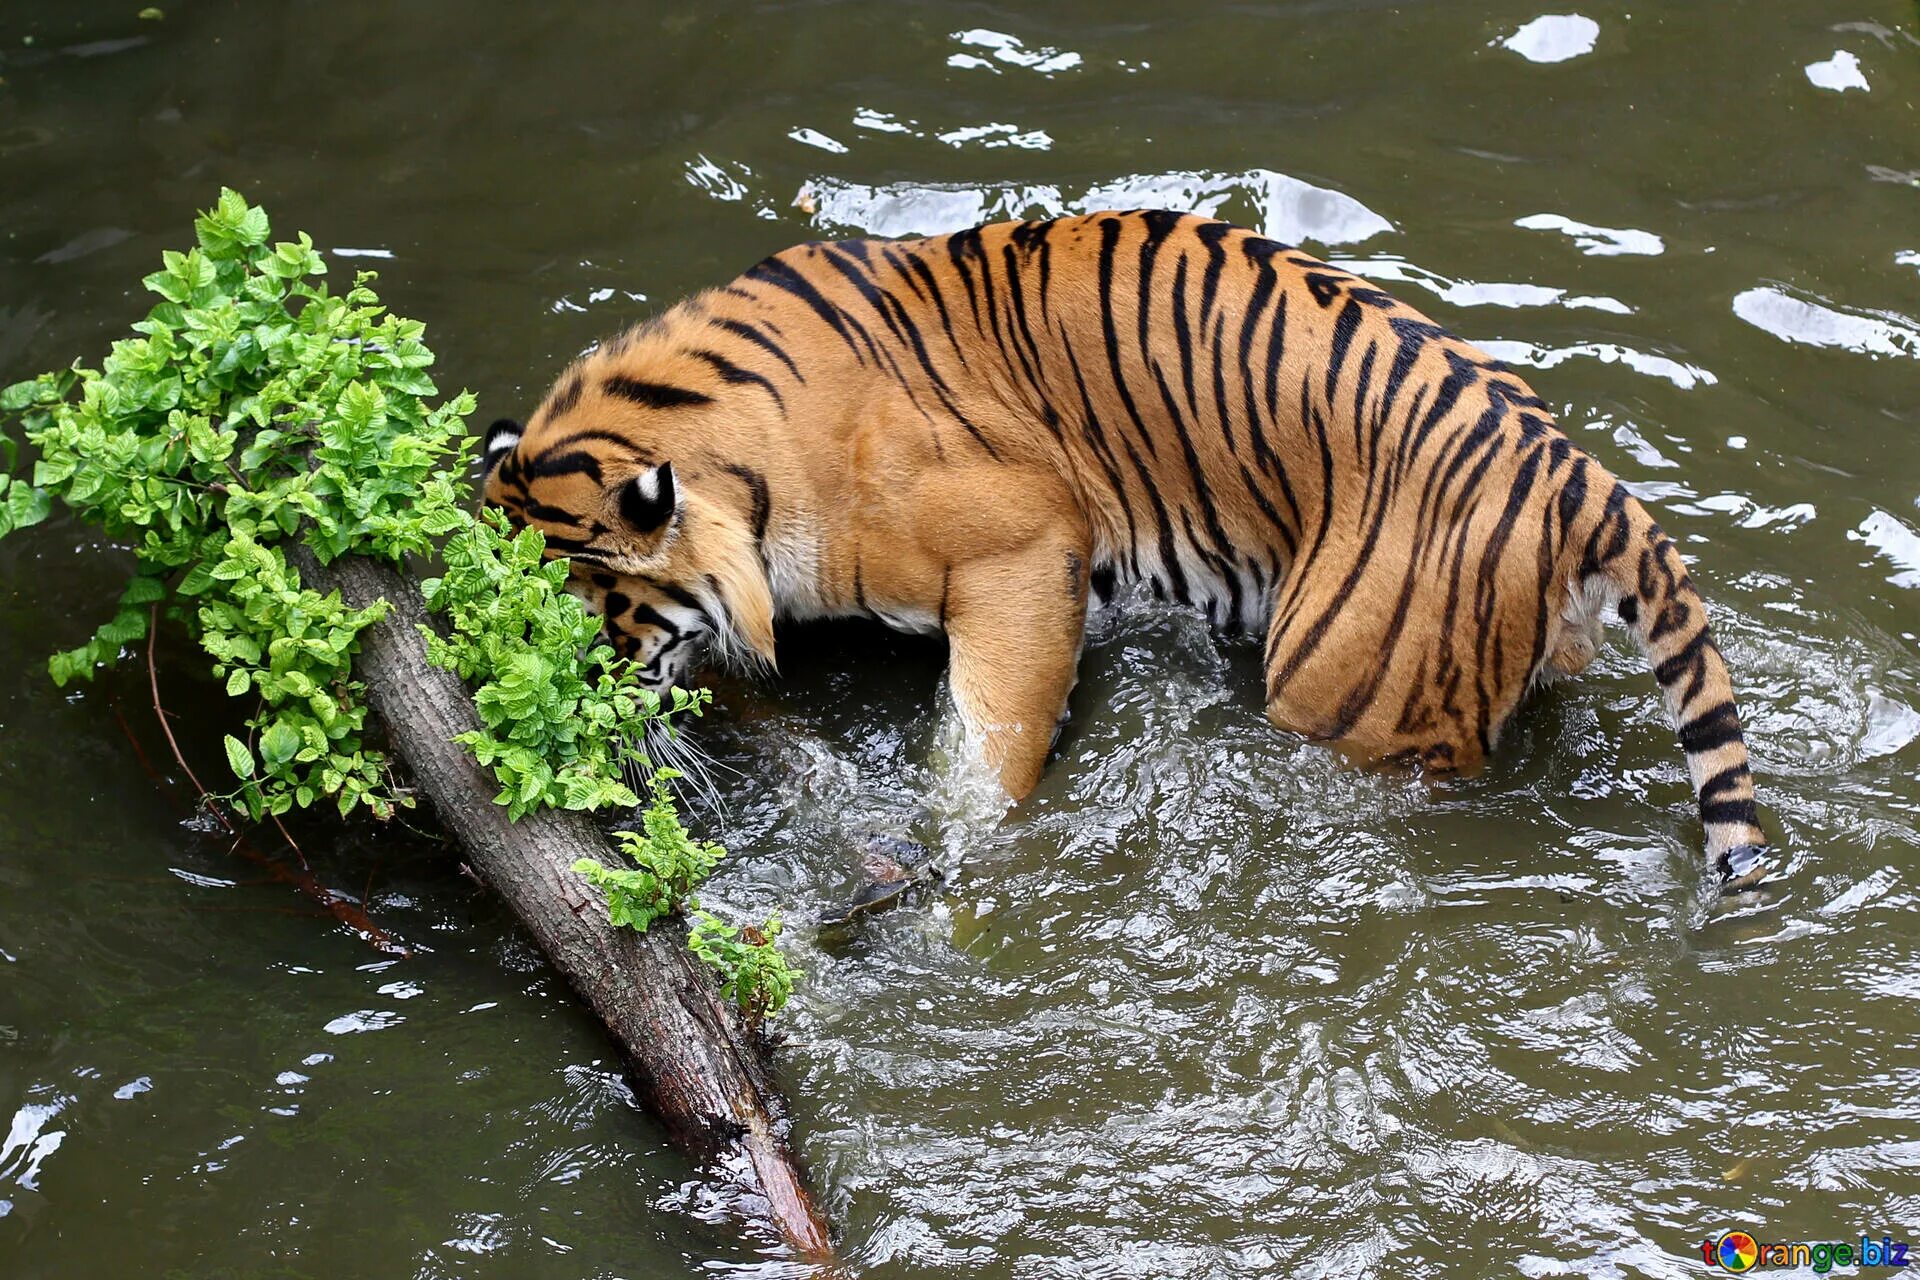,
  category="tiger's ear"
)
[481,418,521,475]
[618,461,679,533]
